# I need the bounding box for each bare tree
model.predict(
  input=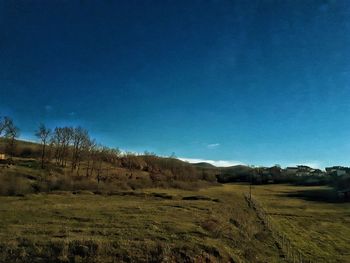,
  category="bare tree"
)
[61,127,73,167]
[92,145,110,184]
[84,138,96,177]
[35,124,51,168]
[71,127,89,174]
[0,117,6,136]
[51,127,63,165]
[3,117,20,157]
[51,126,73,167]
